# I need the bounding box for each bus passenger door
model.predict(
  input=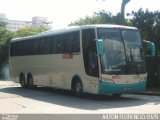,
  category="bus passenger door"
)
[82,28,100,93]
